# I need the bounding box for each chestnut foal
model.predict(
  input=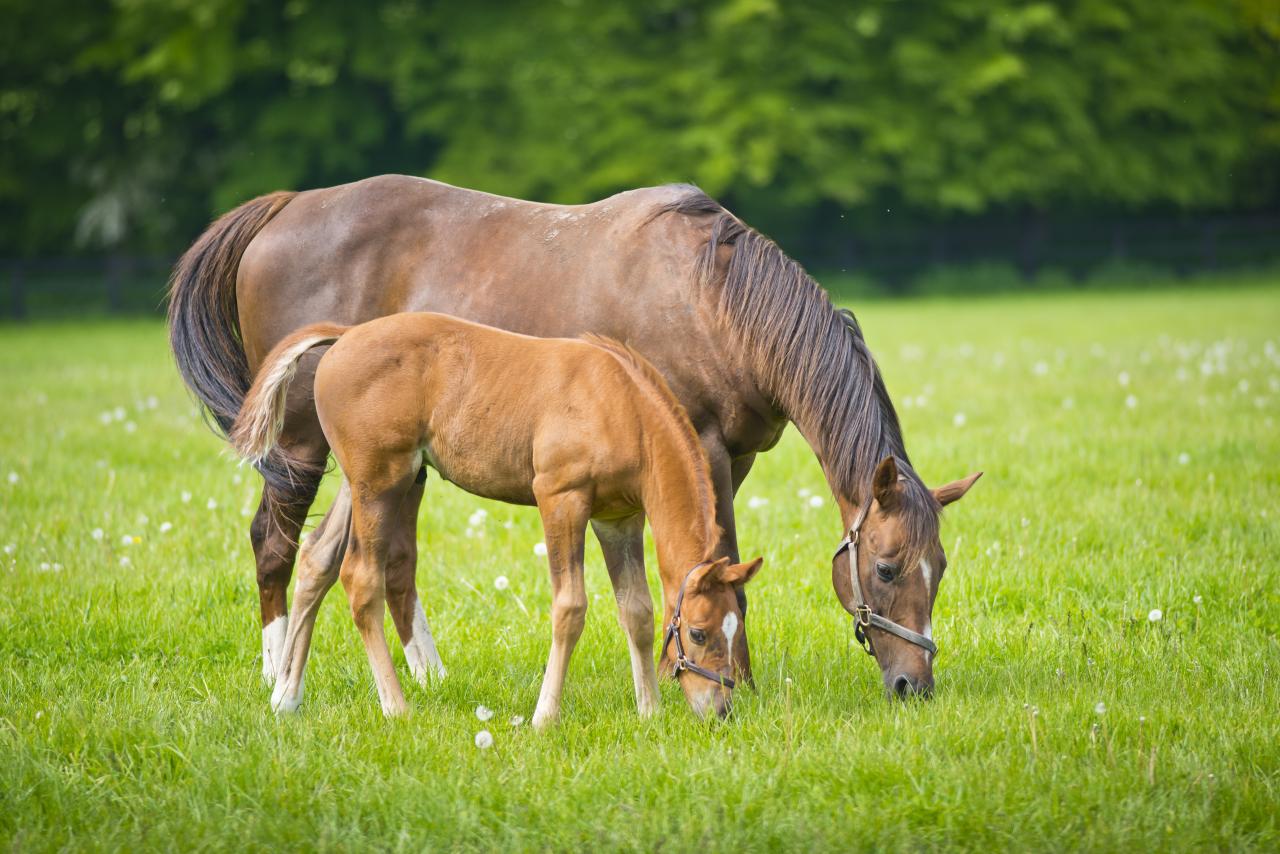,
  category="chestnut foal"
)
[232,313,762,725]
